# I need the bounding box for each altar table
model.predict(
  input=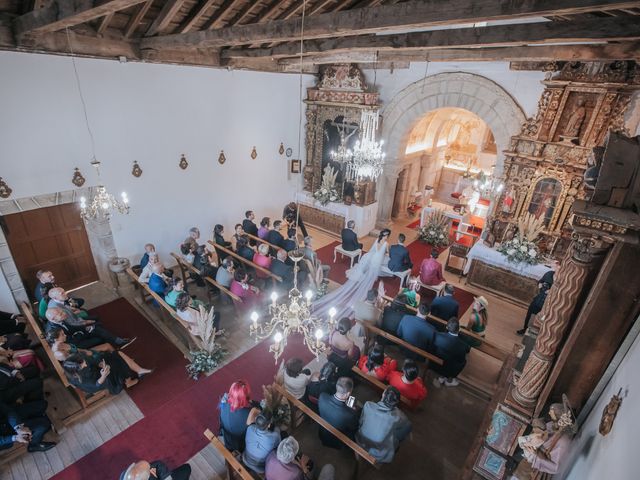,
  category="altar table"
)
[296,191,377,237]
[464,242,554,306]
